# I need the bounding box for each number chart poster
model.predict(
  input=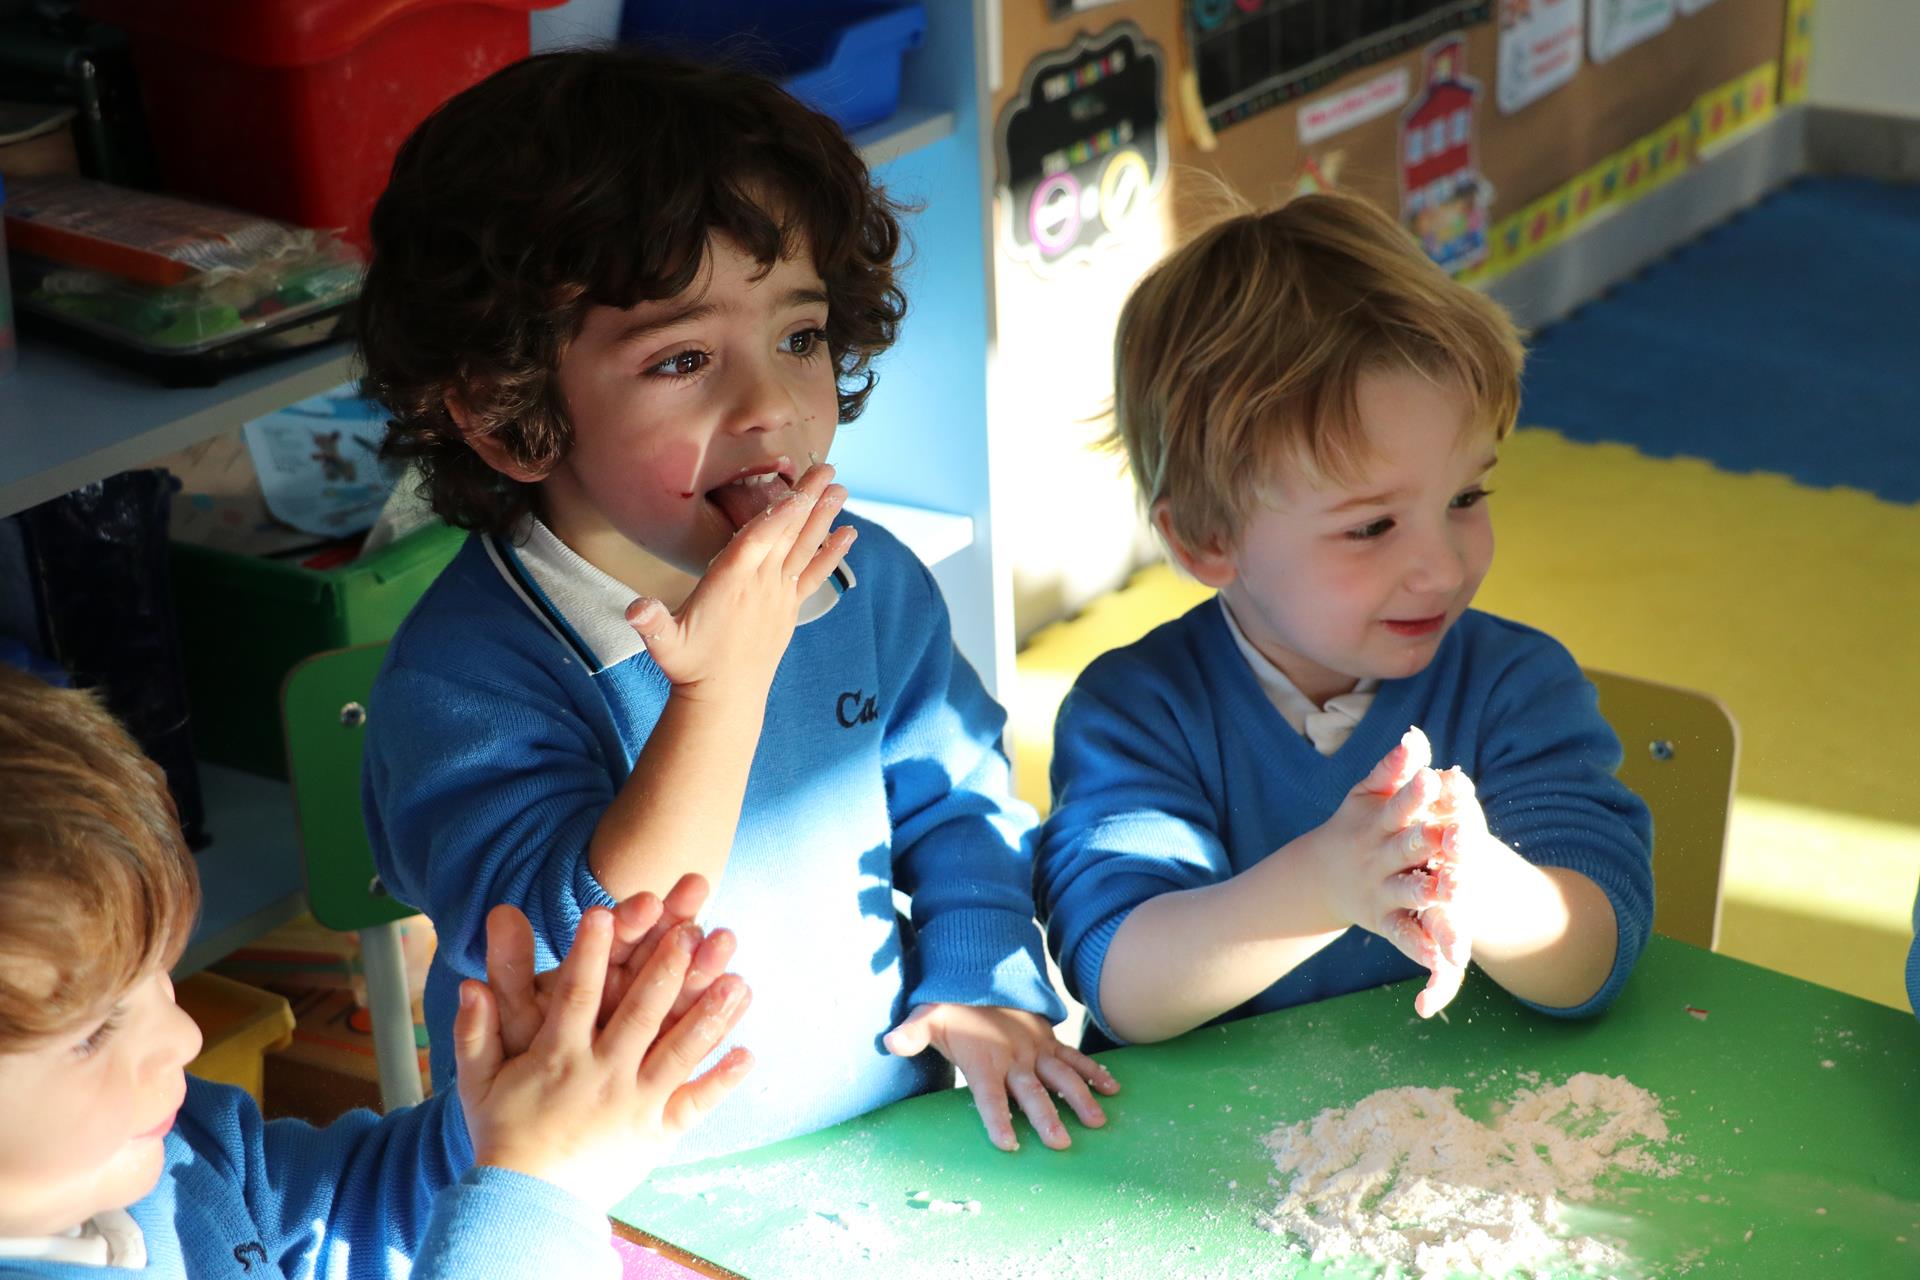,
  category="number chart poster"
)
[996,22,1167,275]
[1186,0,1493,134]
